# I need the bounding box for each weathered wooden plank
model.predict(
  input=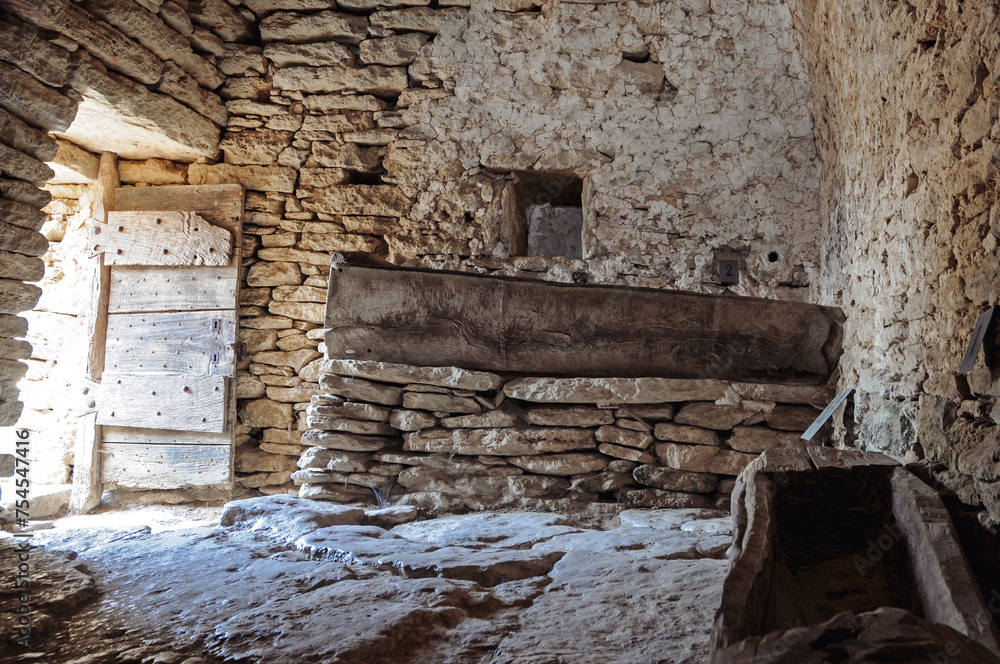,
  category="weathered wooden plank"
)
[114,184,244,239]
[97,372,227,432]
[92,211,232,266]
[107,265,238,313]
[105,310,236,375]
[101,443,231,489]
[86,152,117,381]
[70,412,103,513]
[102,426,231,446]
[325,262,845,385]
